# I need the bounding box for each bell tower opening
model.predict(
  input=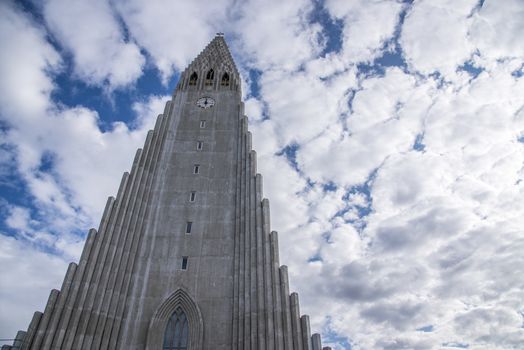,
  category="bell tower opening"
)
[205,69,214,85]
[188,72,197,86]
[221,72,230,86]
